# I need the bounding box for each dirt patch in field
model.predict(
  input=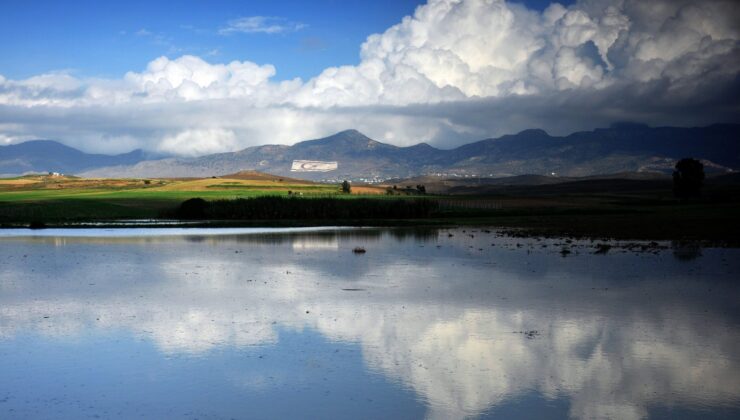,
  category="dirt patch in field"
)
[0,179,41,186]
